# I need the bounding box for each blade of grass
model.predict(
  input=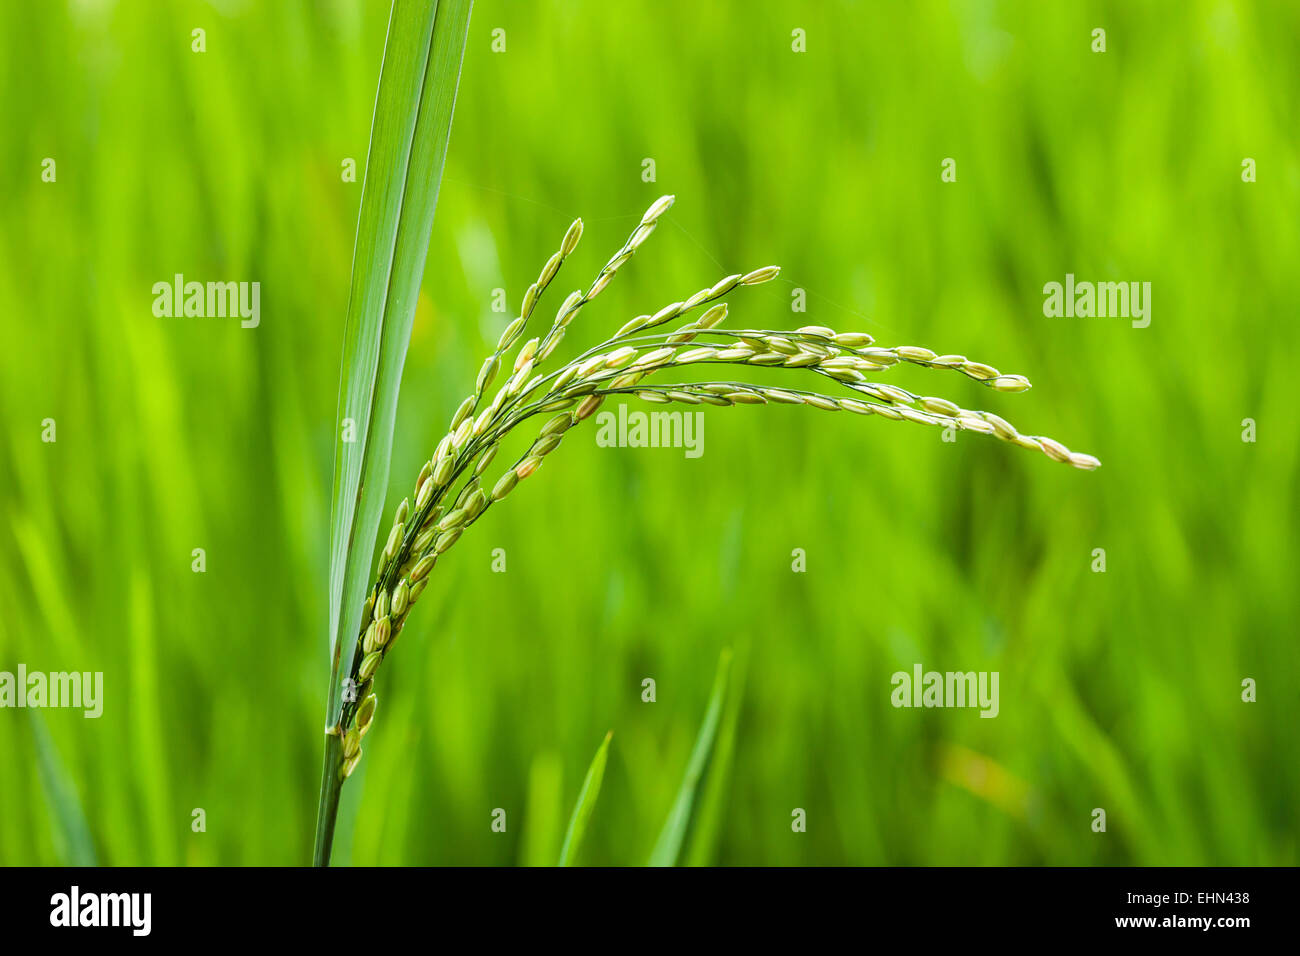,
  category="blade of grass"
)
[521,751,564,867]
[29,711,96,866]
[557,730,613,867]
[315,0,473,867]
[684,637,747,865]
[648,649,733,866]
